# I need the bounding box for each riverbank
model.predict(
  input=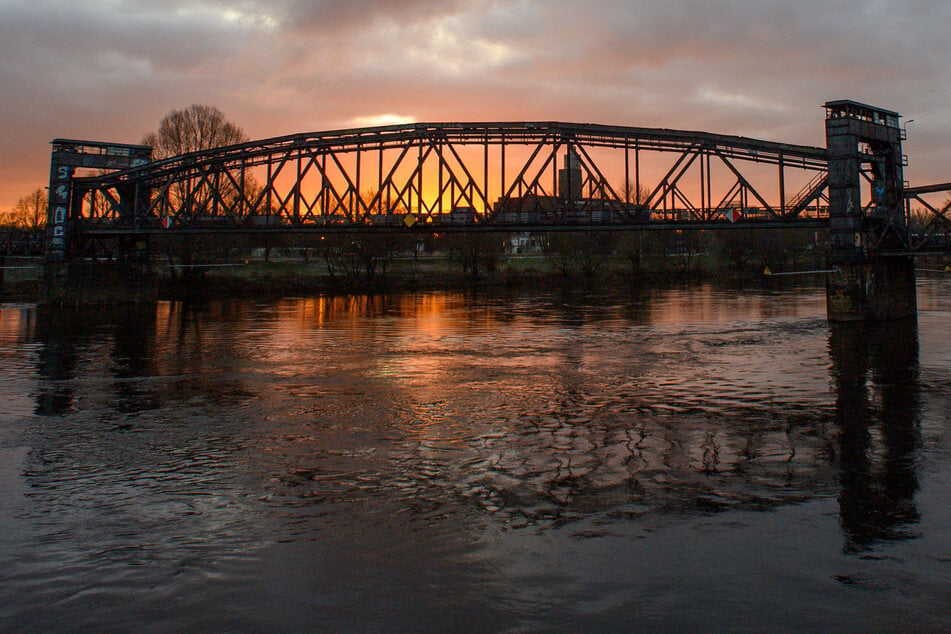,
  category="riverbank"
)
[0,254,730,303]
[155,254,739,299]
[5,250,948,304]
[0,257,42,301]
